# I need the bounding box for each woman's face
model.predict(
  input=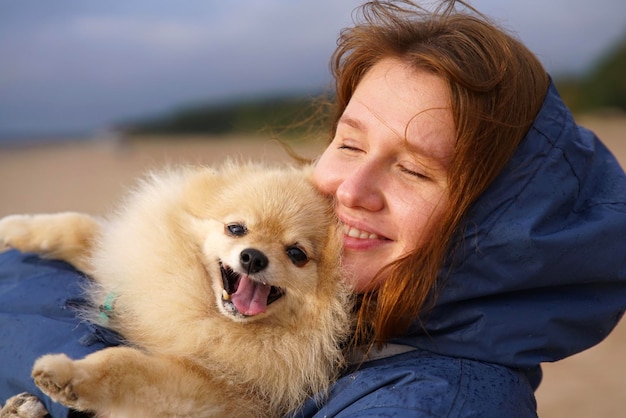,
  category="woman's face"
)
[314,58,455,292]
